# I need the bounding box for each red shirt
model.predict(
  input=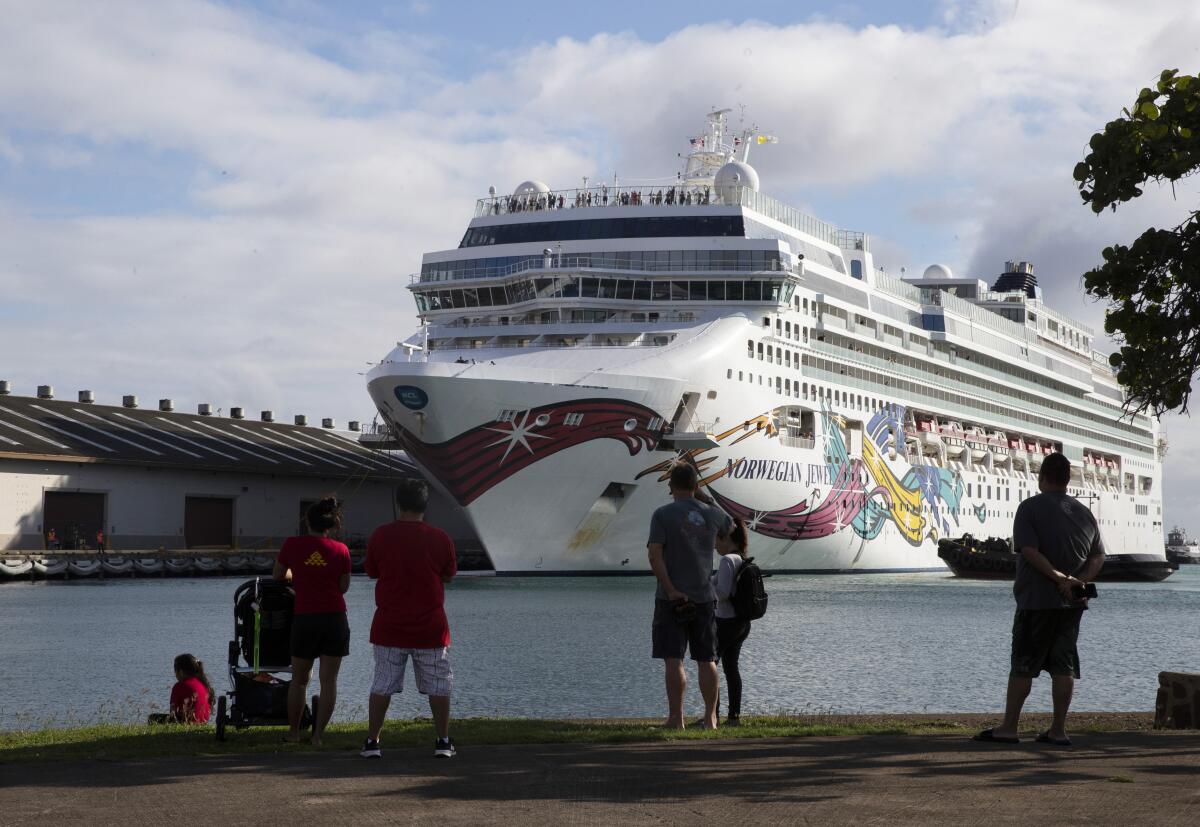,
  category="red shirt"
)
[366,521,456,648]
[169,677,211,723]
[277,536,352,614]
